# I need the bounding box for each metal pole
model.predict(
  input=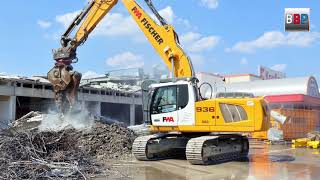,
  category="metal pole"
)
[171,57,175,82]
